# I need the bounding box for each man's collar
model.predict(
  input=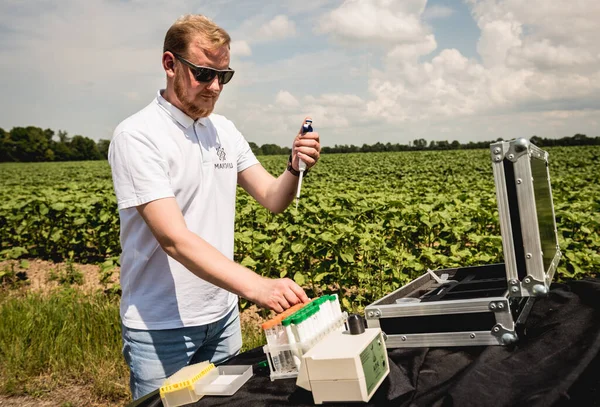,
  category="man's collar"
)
[156,90,208,128]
